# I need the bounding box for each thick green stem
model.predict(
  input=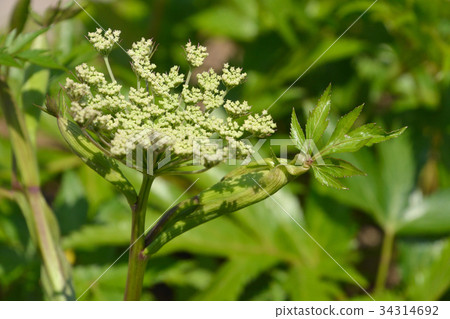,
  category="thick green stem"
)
[104,56,116,82]
[374,229,395,293]
[124,174,154,301]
